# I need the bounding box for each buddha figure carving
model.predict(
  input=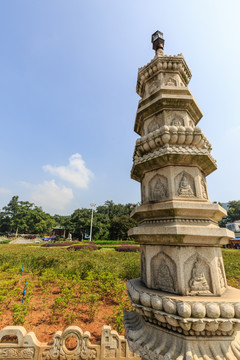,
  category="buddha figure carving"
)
[178,175,194,197]
[156,259,174,292]
[171,118,182,126]
[152,178,168,201]
[189,258,210,293]
[165,77,176,86]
